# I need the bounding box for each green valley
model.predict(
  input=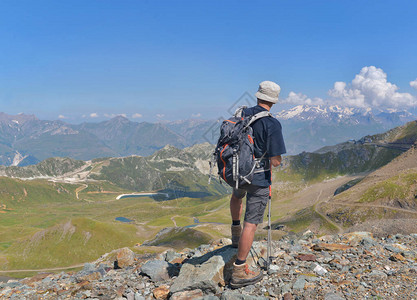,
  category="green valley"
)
[1,121,417,276]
